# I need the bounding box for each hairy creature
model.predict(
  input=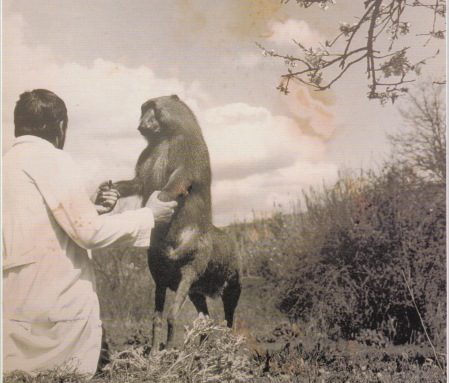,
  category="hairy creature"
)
[110,95,241,351]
